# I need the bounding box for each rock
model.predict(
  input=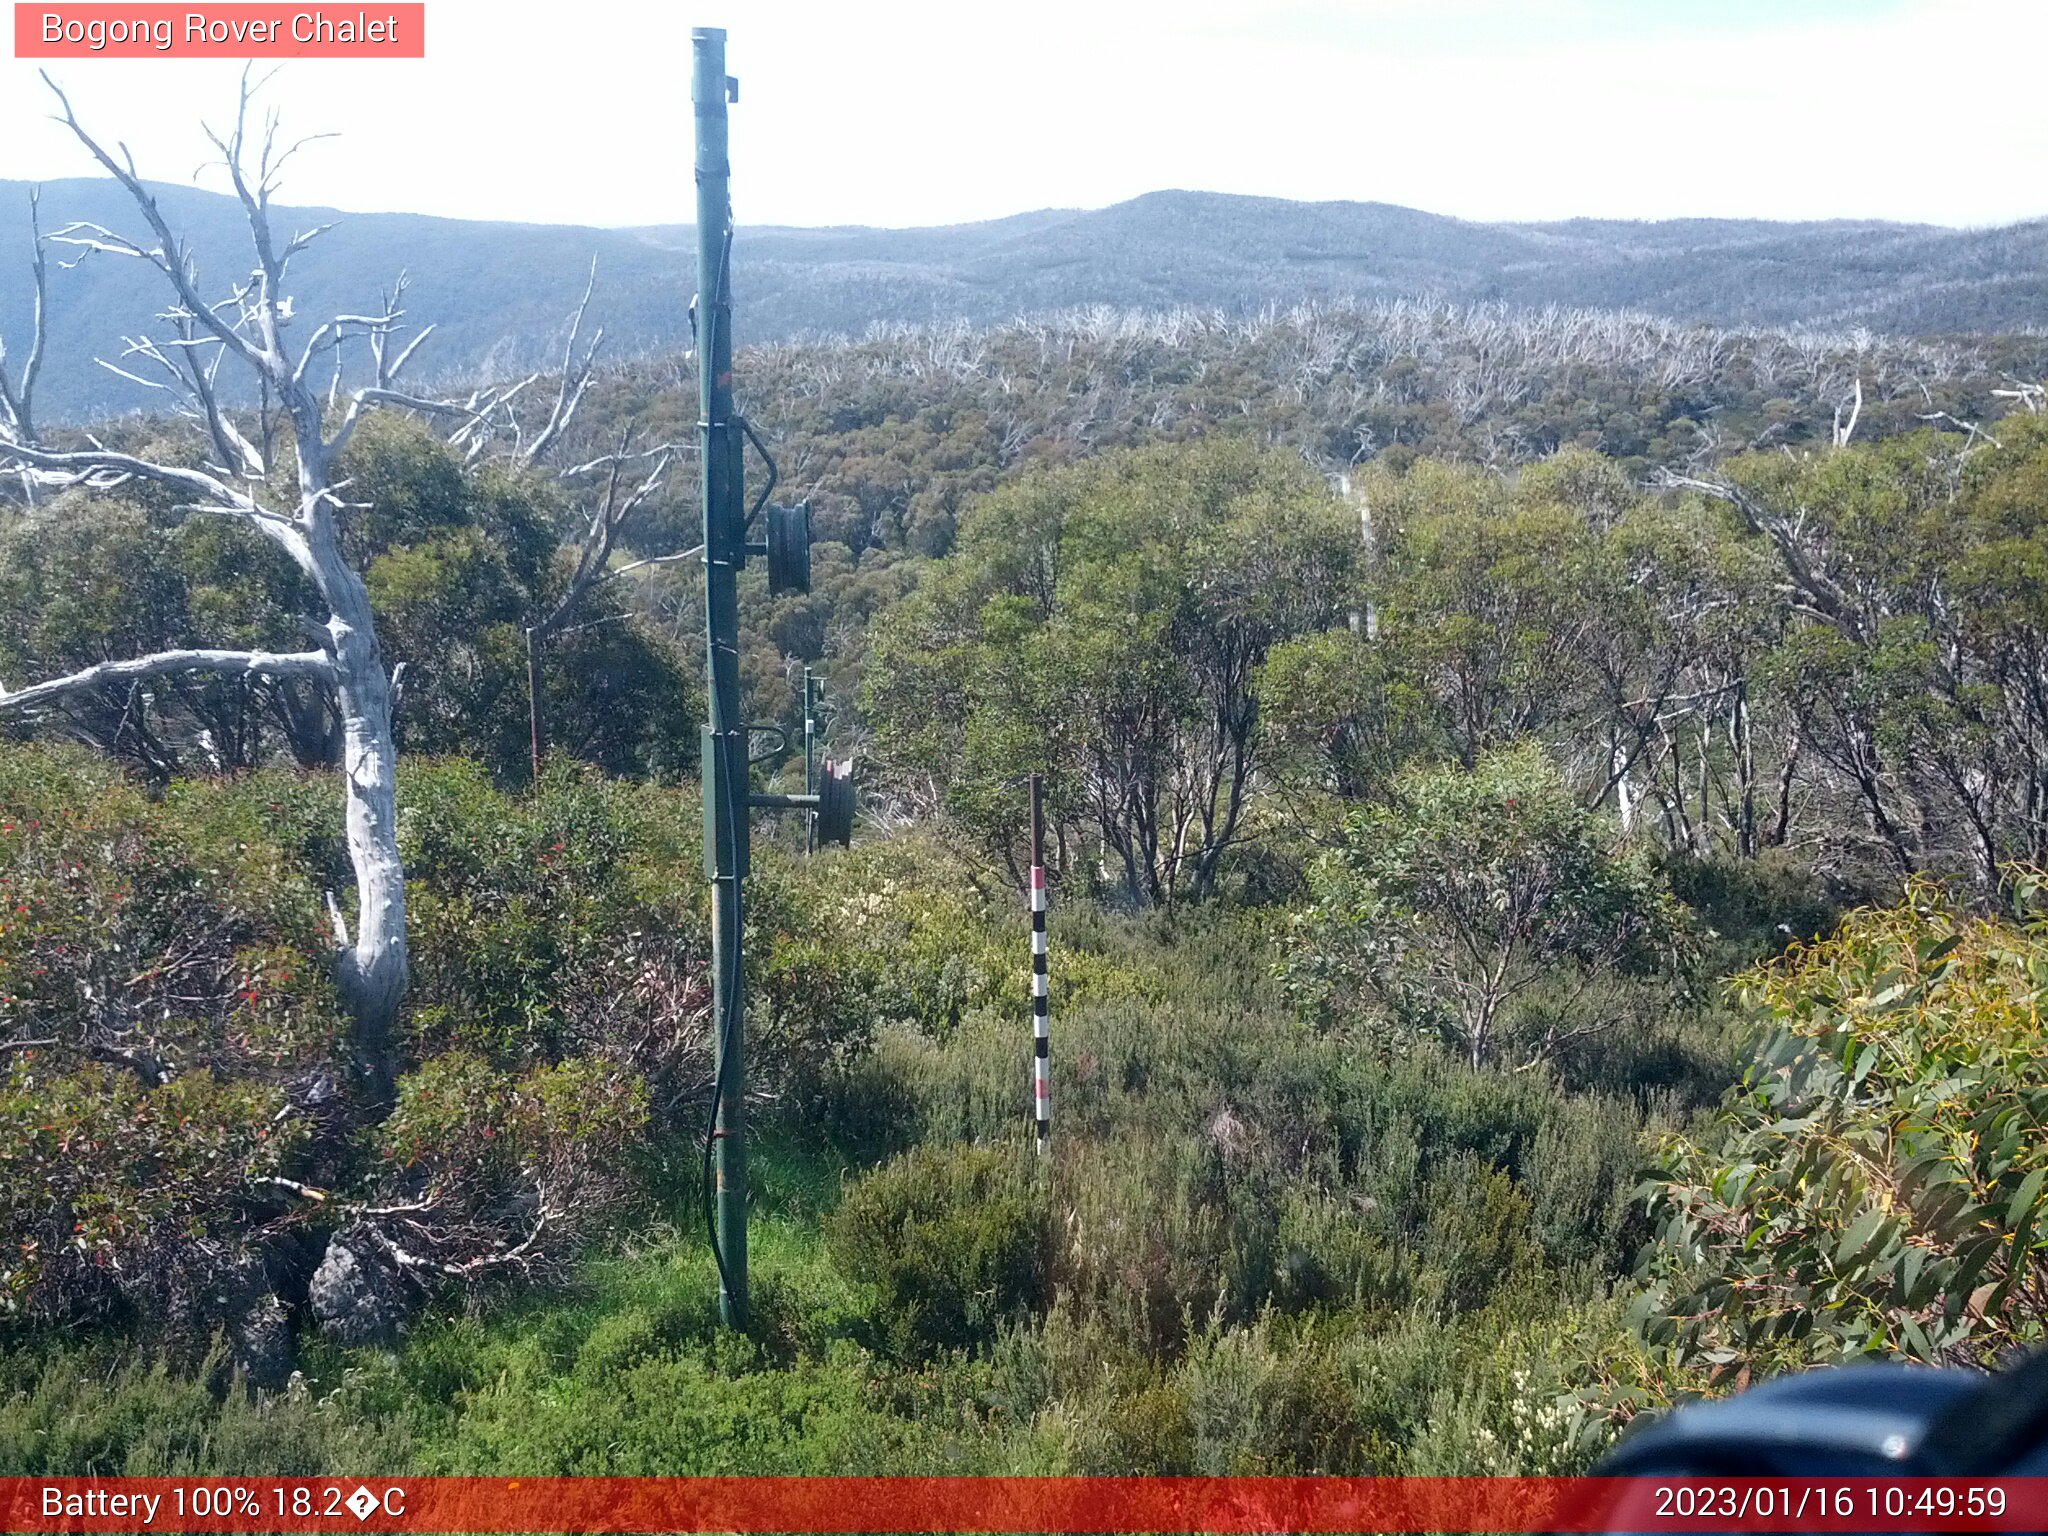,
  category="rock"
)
[308,1227,411,1346]
[229,1290,296,1388]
